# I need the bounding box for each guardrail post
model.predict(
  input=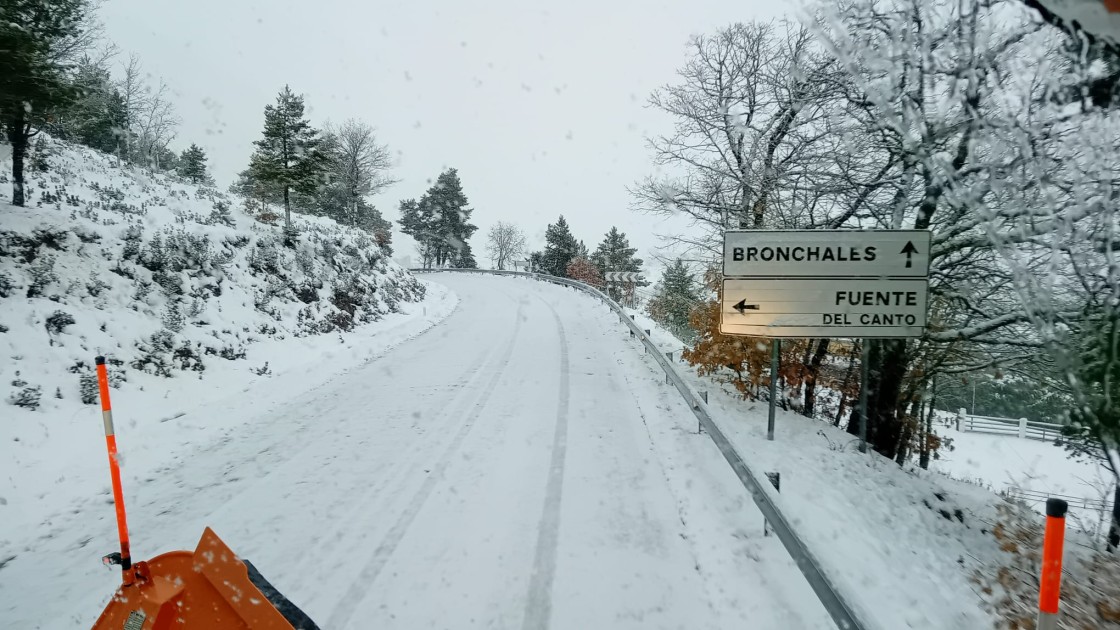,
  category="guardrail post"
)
[665,372,671,385]
[666,351,673,362]
[1018,417,1028,439]
[630,329,635,338]
[957,408,965,431]
[1038,498,1068,630]
[764,472,781,536]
